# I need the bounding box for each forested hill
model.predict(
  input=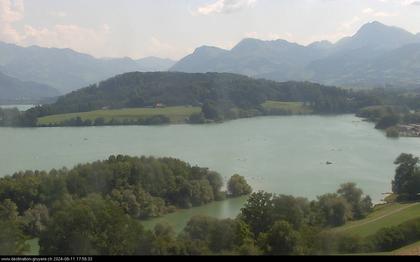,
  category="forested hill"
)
[0,71,59,102]
[28,72,376,118]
